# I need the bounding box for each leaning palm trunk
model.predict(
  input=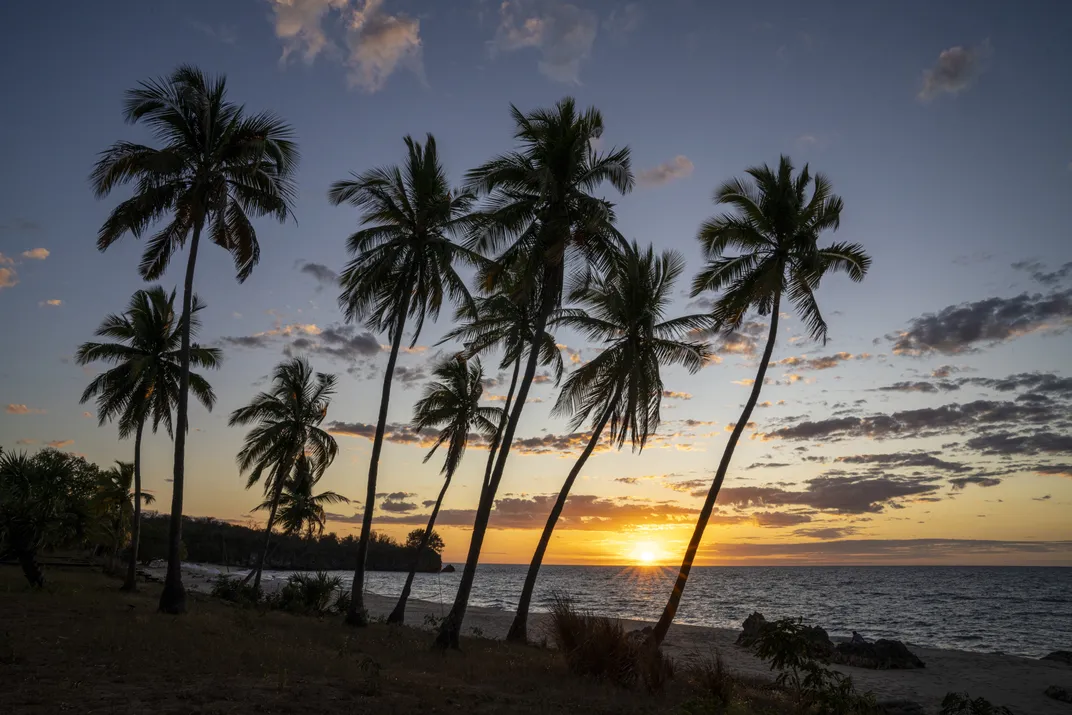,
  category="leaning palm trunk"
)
[387,462,455,624]
[507,402,615,642]
[435,304,549,649]
[160,222,203,614]
[481,357,521,490]
[650,292,781,646]
[252,461,289,590]
[347,291,411,626]
[122,420,145,590]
